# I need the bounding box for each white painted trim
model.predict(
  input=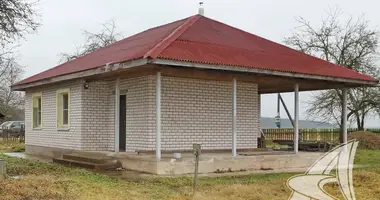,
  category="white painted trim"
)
[156,72,162,160]
[12,58,148,91]
[31,92,43,129]
[232,78,237,157]
[115,78,120,153]
[342,88,348,144]
[151,59,377,85]
[294,83,299,154]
